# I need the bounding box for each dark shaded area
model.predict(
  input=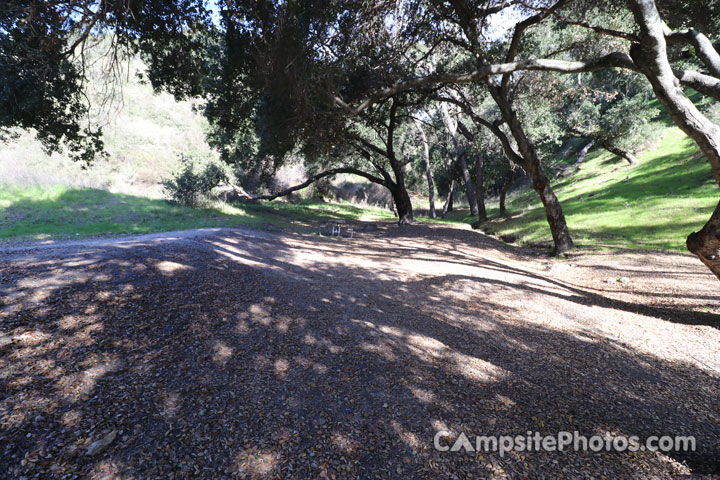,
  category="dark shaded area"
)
[1,225,718,478]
